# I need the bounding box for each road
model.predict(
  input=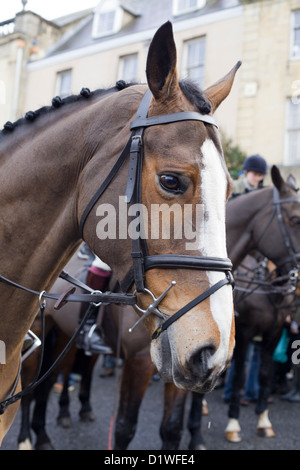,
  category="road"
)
[1,355,300,451]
